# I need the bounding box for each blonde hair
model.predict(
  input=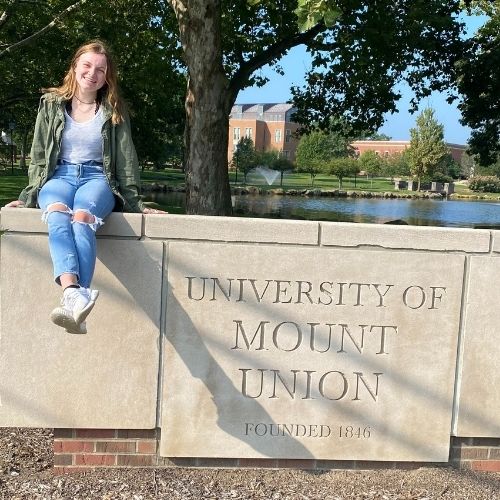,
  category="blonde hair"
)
[44,40,125,124]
